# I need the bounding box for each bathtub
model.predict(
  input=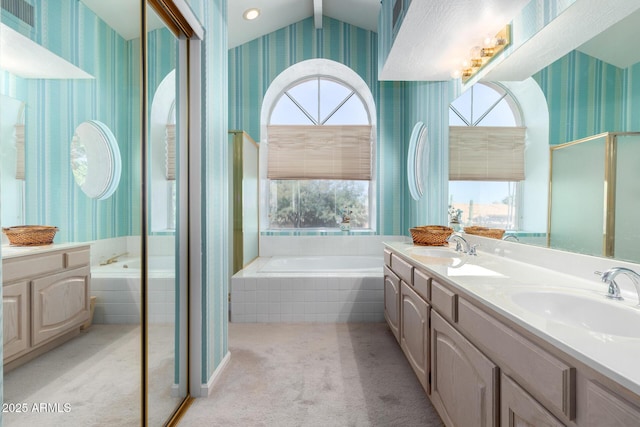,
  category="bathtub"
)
[91,256,176,324]
[231,255,384,323]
